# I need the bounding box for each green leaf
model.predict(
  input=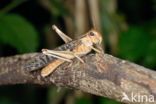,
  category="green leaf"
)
[0,14,39,53]
[118,26,149,61]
